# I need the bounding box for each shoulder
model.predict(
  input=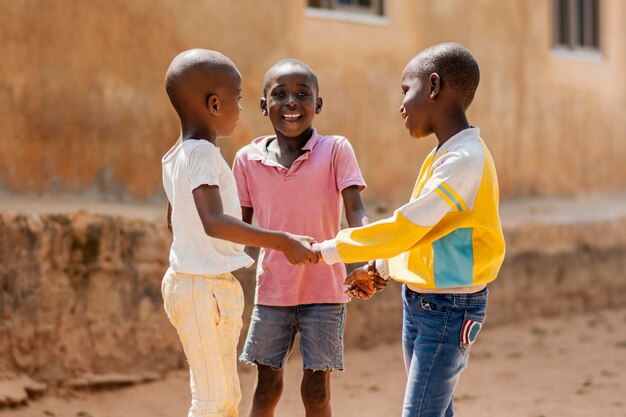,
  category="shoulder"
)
[184,139,218,154]
[316,134,355,157]
[162,139,182,163]
[183,140,222,167]
[317,133,350,146]
[435,142,485,175]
